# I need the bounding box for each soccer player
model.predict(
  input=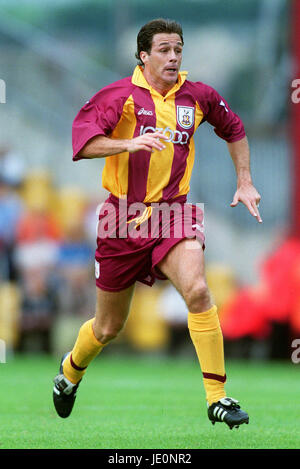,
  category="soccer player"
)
[53,18,261,429]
